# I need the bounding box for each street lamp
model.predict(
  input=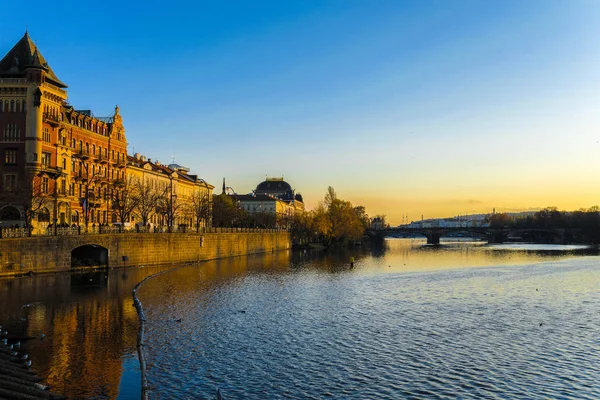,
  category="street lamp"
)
[51,167,63,236]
